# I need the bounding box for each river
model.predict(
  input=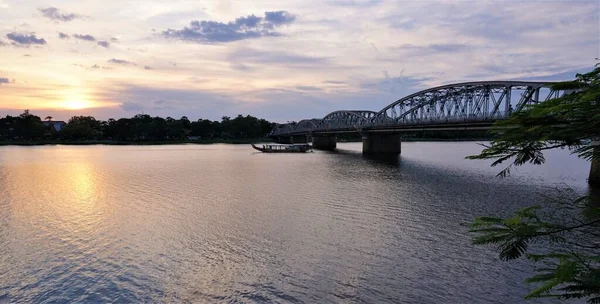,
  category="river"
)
[0,142,591,303]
